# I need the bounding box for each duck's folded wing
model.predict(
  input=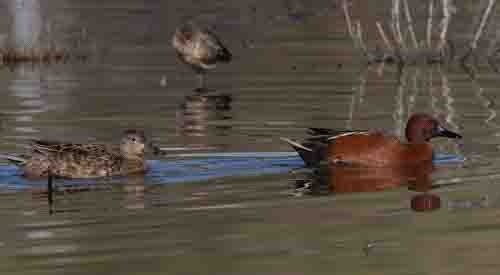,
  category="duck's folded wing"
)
[307,127,348,136]
[32,140,76,154]
[32,140,112,156]
[306,128,369,143]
